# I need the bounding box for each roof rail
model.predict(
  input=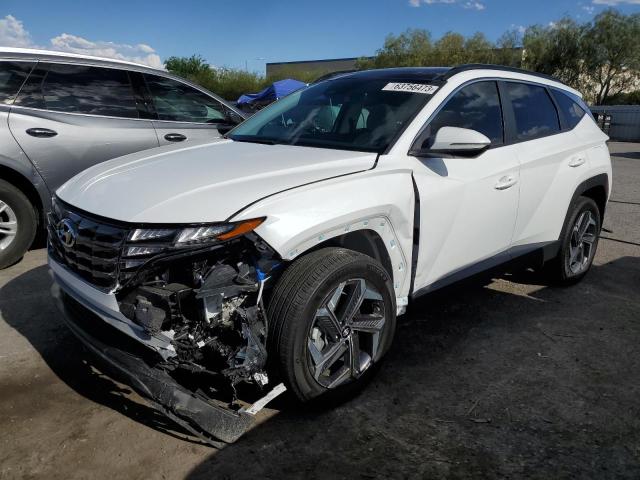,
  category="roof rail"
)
[439,64,561,83]
[0,47,160,71]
